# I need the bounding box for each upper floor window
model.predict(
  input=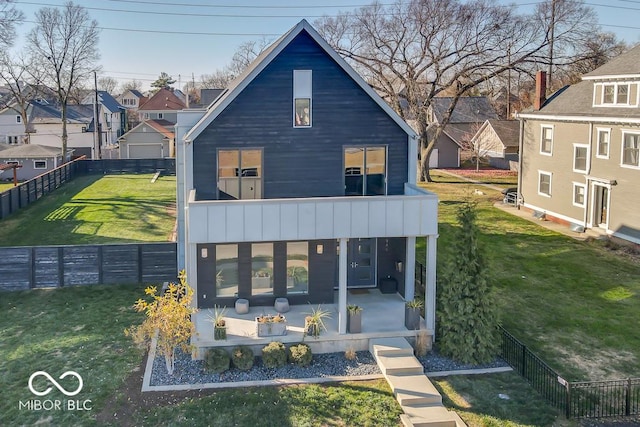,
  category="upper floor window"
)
[540,125,553,155]
[538,171,552,197]
[596,128,610,158]
[293,70,312,127]
[573,144,589,173]
[217,148,262,200]
[16,115,21,124]
[344,146,386,196]
[6,135,19,144]
[596,82,635,107]
[622,132,640,168]
[158,113,164,120]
